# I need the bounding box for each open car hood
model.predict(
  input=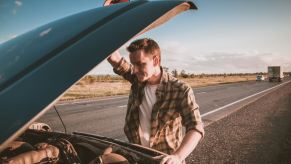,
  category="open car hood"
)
[0,0,196,152]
